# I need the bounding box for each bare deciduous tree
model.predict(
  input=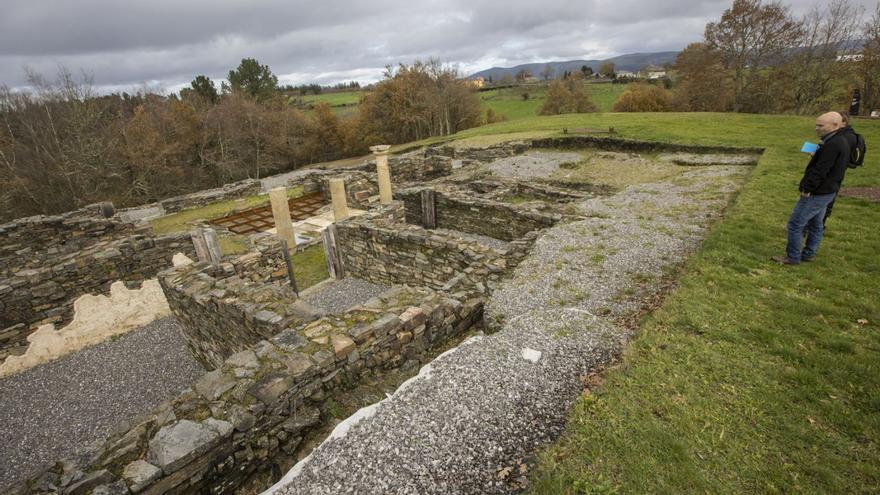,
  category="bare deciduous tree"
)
[705,0,802,112]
